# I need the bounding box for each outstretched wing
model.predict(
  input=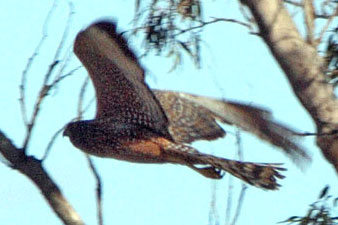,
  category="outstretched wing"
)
[153,90,226,143]
[154,90,310,164]
[74,21,169,136]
